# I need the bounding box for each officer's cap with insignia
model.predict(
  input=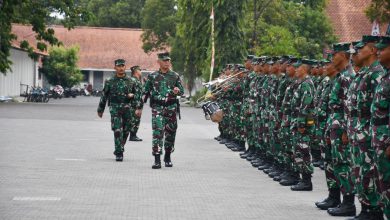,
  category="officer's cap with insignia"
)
[130,65,141,73]
[157,52,171,61]
[347,41,360,54]
[320,59,331,66]
[355,35,381,49]
[114,59,126,66]
[332,42,351,54]
[375,36,390,50]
